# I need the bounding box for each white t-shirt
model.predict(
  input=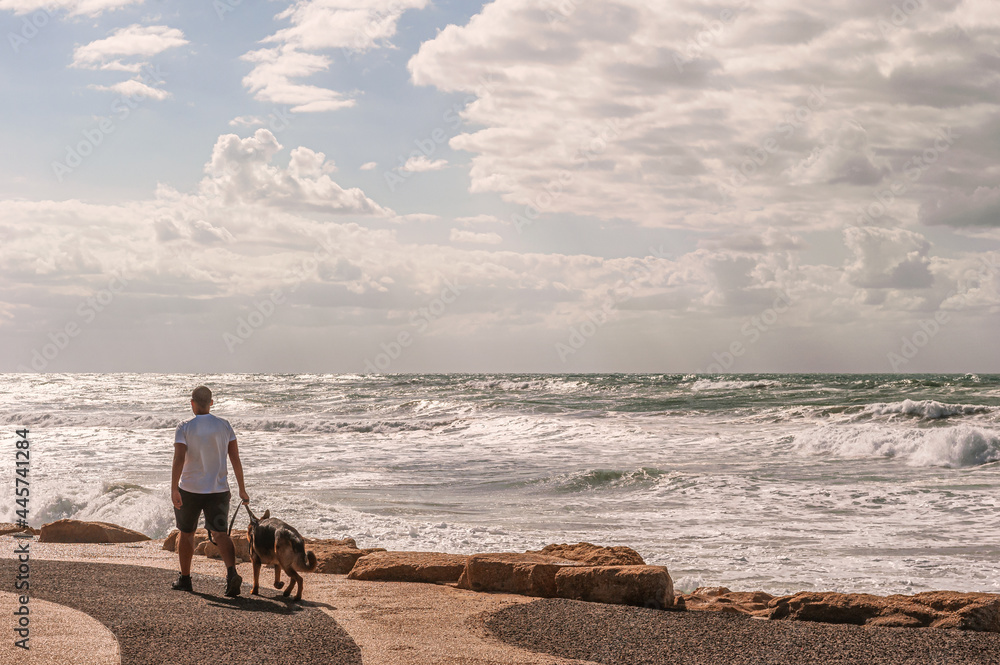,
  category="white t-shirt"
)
[175,414,236,494]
